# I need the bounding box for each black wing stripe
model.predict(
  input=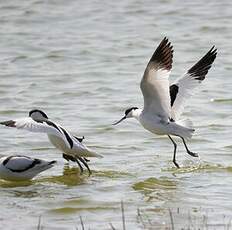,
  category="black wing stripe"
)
[4,157,41,173]
[74,136,84,143]
[60,127,73,149]
[187,46,217,81]
[44,120,62,134]
[170,84,179,107]
[3,156,14,166]
[148,37,173,71]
